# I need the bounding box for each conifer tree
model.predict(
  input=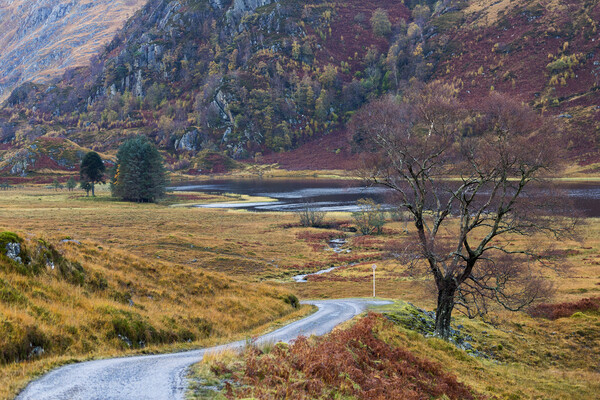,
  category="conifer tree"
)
[80,151,105,197]
[111,136,166,202]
